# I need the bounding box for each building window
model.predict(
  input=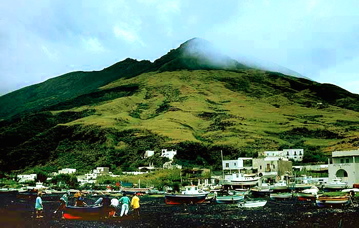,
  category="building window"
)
[346,159,349,163]
[340,159,344,163]
[226,163,229,168]
[260,165,262,170]
[273,164,275,169]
